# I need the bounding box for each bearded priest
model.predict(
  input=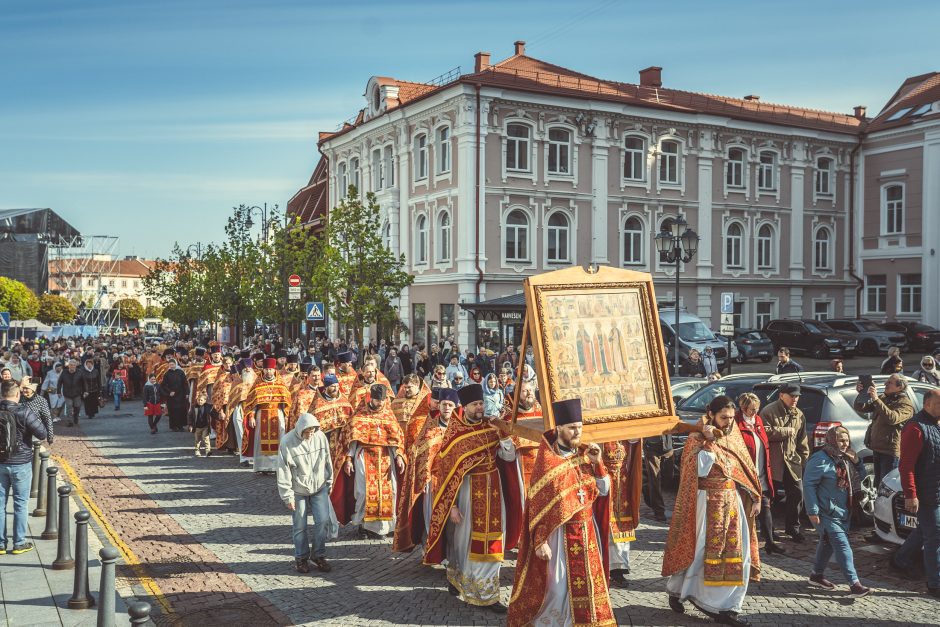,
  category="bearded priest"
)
[244,357,293,474]
[507,398,615,627]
